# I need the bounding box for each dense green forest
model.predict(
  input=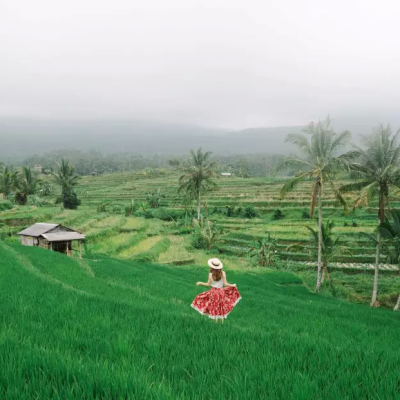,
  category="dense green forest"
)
[3,149,285,177]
